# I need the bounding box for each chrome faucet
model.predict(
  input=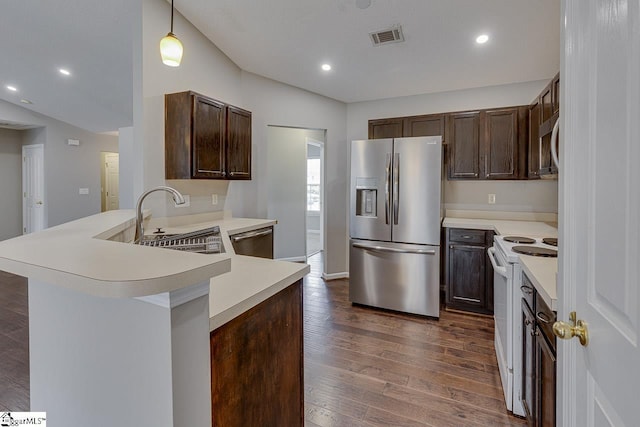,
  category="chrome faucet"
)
[134,186,185,243]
